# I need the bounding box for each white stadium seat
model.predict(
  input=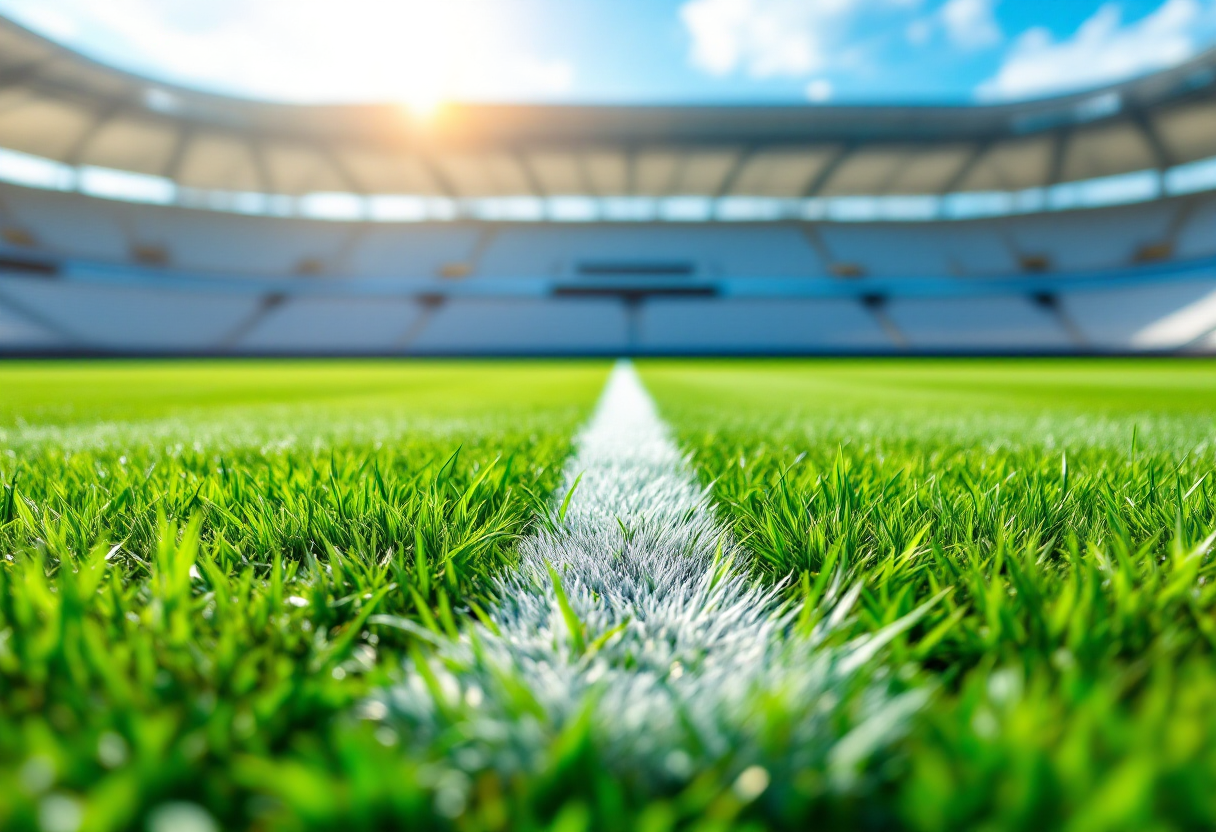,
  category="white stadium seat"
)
[937,222,1021,275]
[0,184,130,262]
[478,225,826,278]
[1004,202,1178,273]
[411,298,629,352]
[239,297,424,352]
[1061,280,1216,349]
[0,289,61,348]
[0,275,262,351]
[129,207,355,275]
[817,225,954,277]
[638,298,892,351]
[343,226,483,278]
[885,297,1073,350]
